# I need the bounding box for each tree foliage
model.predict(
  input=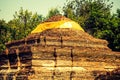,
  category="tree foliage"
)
[63,0,113,31]
[0,20,11,52]
[8,7,44,40]
[46,8,61,19]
